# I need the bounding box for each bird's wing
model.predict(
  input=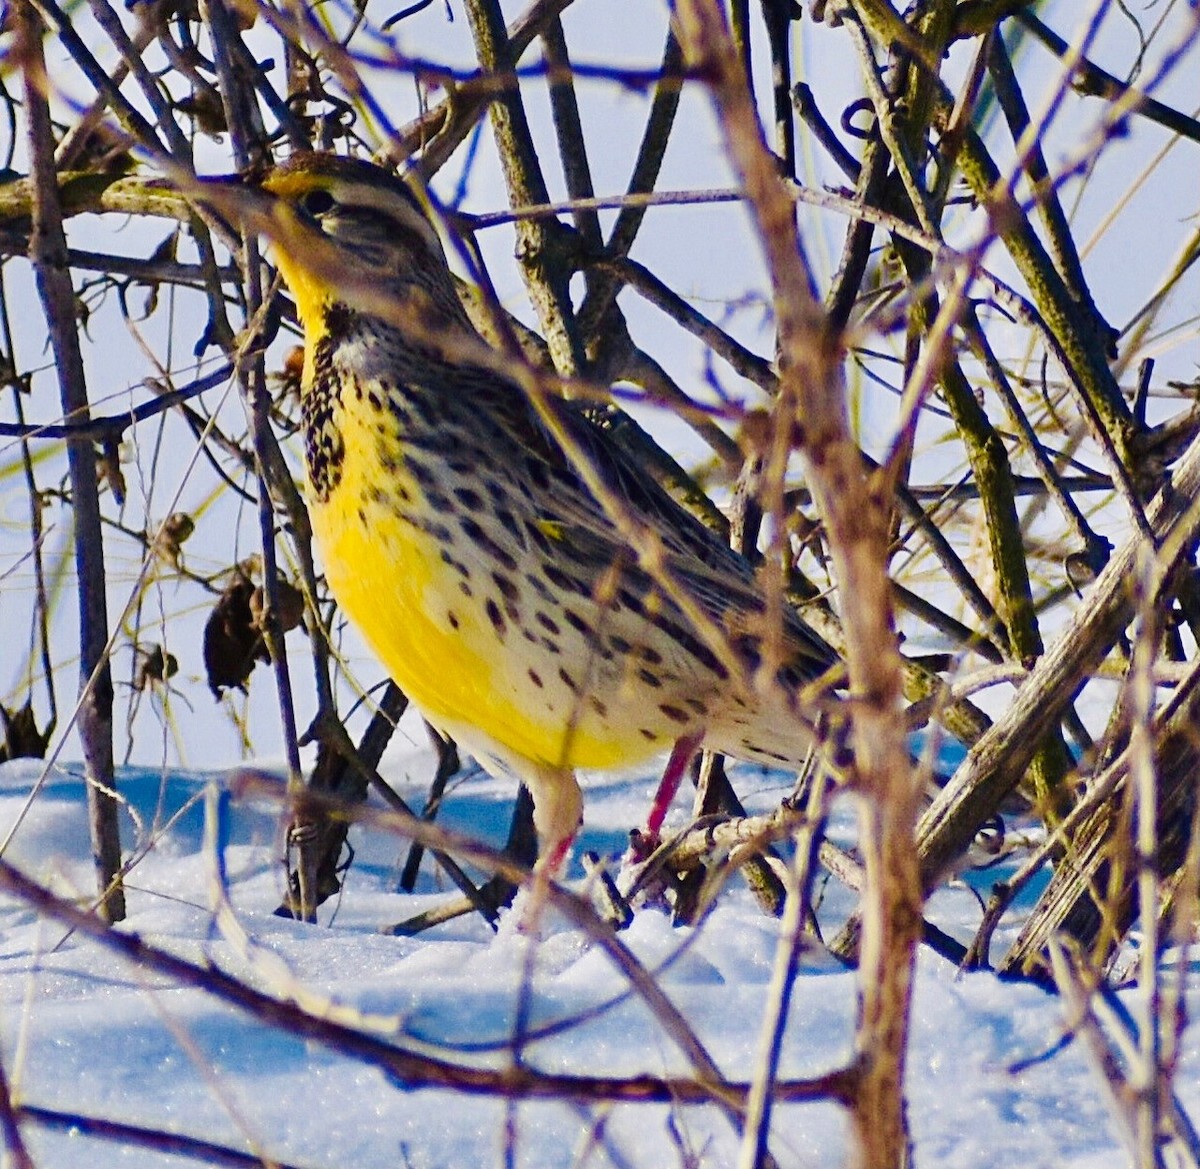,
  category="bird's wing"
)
[517,392,840,682]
